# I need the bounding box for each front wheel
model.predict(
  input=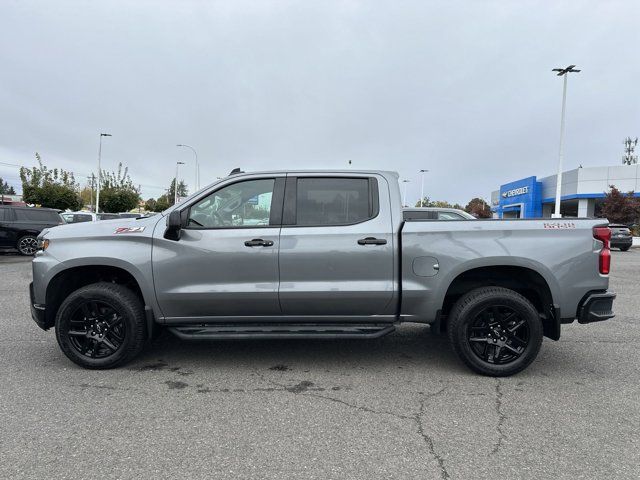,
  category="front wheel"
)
[620,246,630,252]
[55,282,147,369]
[448,287,543,377]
